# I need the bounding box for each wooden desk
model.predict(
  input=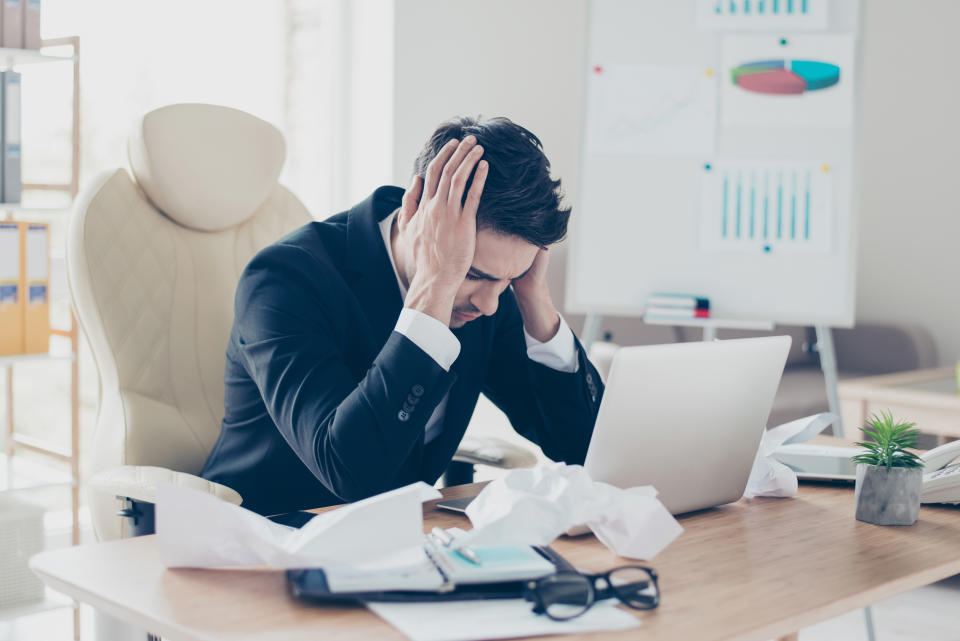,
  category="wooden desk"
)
[31,483,960,641]
[839,367,960,444]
